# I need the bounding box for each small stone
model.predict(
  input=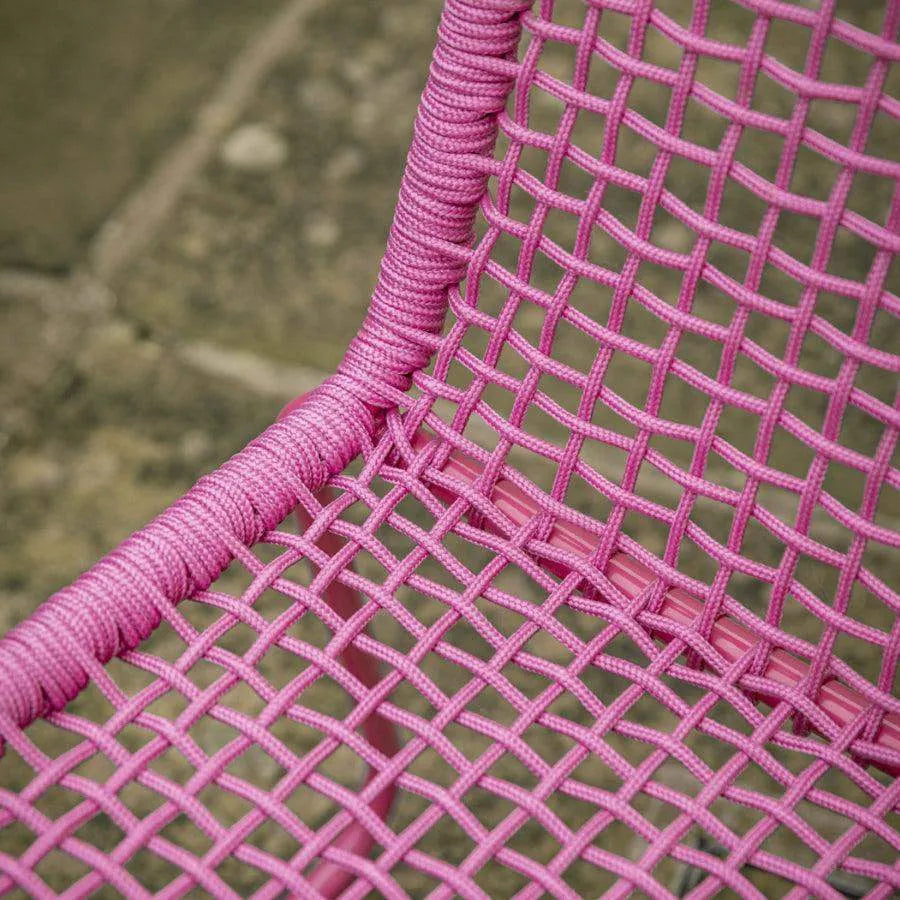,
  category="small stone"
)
[304,216,340,248]
[180,429,211,461]
[352,100,379,134]
[220,123,288,173]
[7,454,63,492]
[325,146,365,182]
[297,77,345,116]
